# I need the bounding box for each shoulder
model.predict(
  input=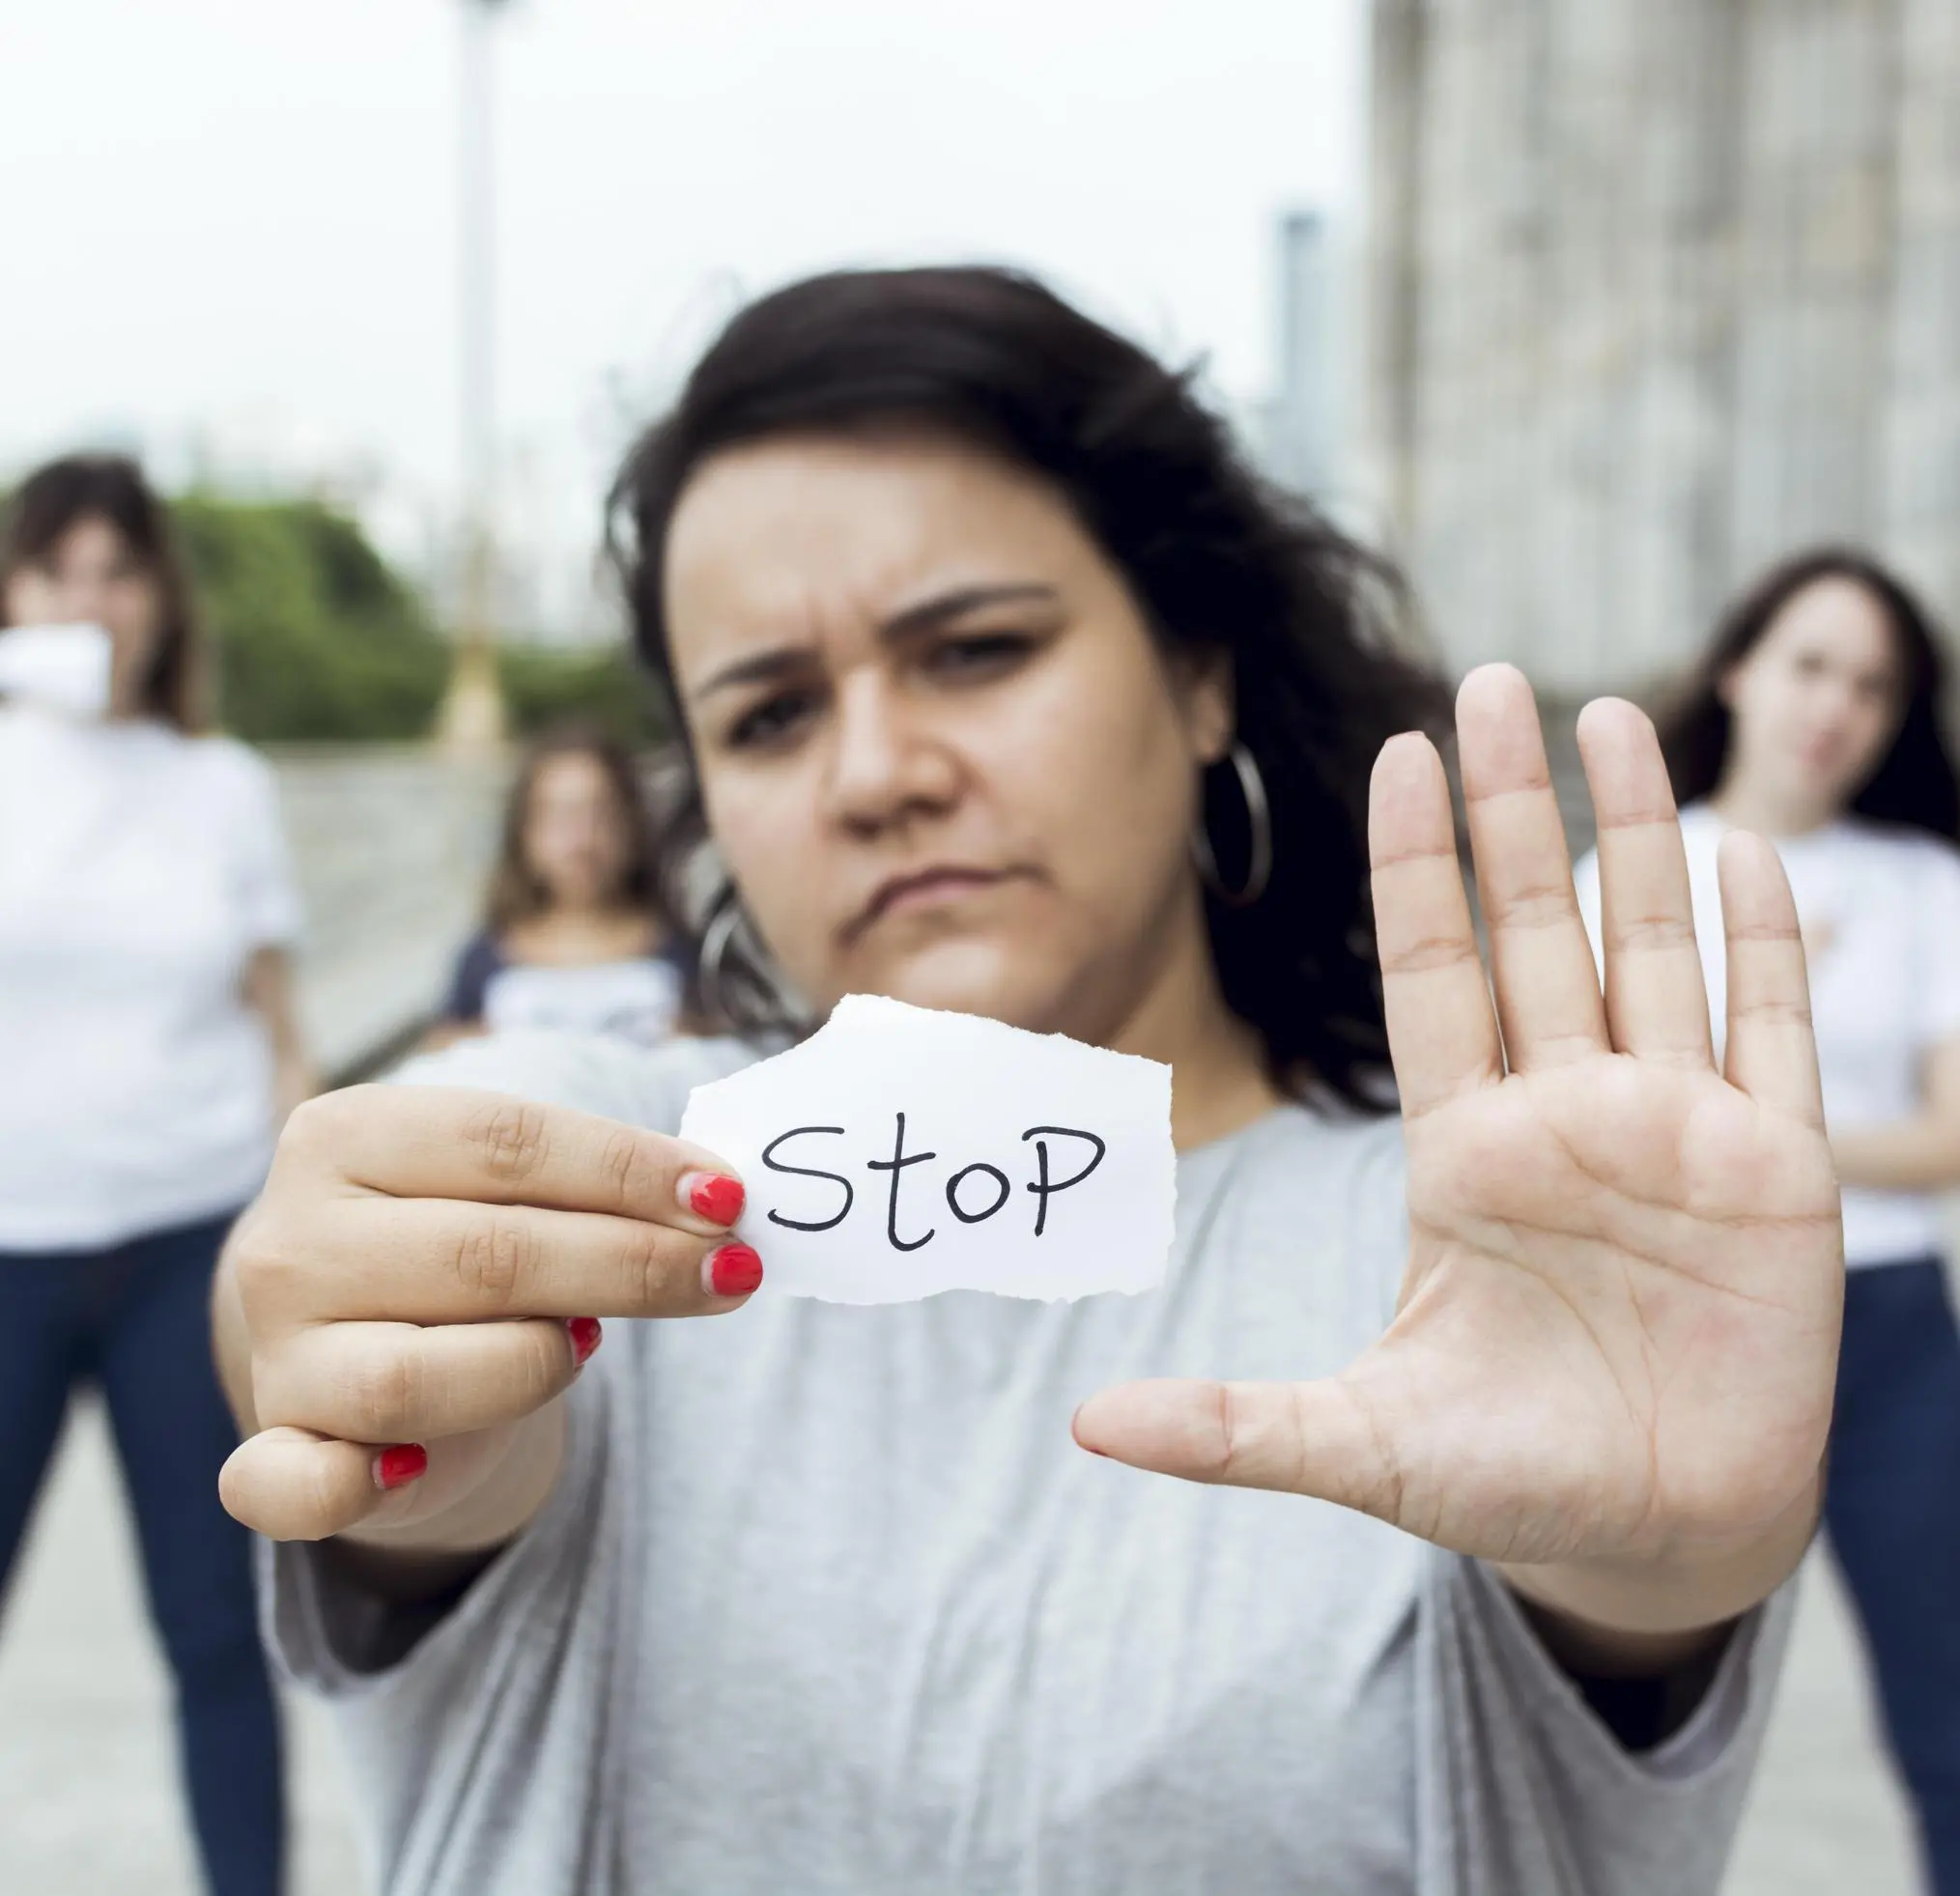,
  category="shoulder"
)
[185,733,282,809]
[389,1029,766,1135]
[1837,819,1960,886]
[455,930,506,978]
